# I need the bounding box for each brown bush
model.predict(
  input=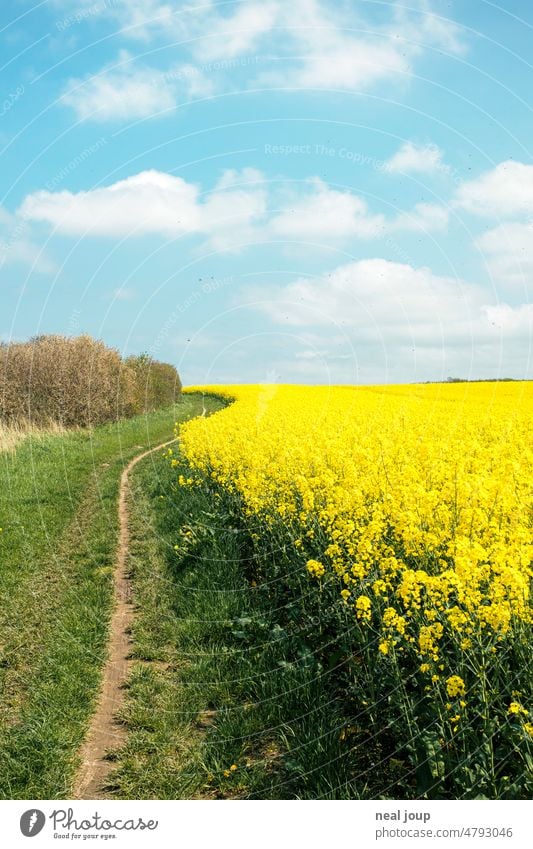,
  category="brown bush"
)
[0,335,181,427]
